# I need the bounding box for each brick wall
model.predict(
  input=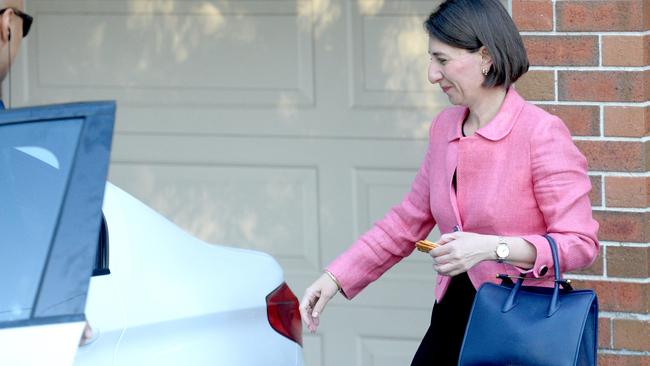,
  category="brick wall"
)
[512,0,649,364]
